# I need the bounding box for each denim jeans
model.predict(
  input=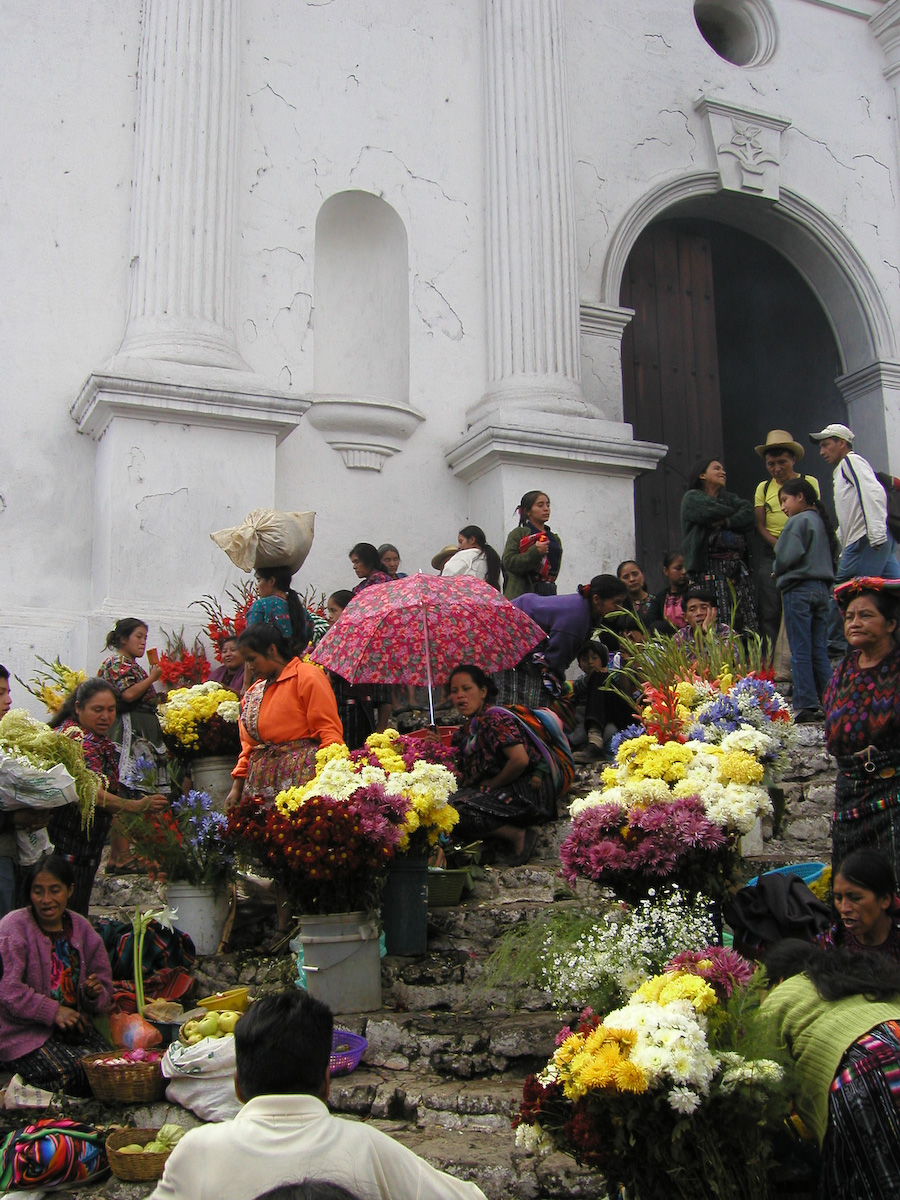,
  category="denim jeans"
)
[838,534,900,580]
[781,580,833,712]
